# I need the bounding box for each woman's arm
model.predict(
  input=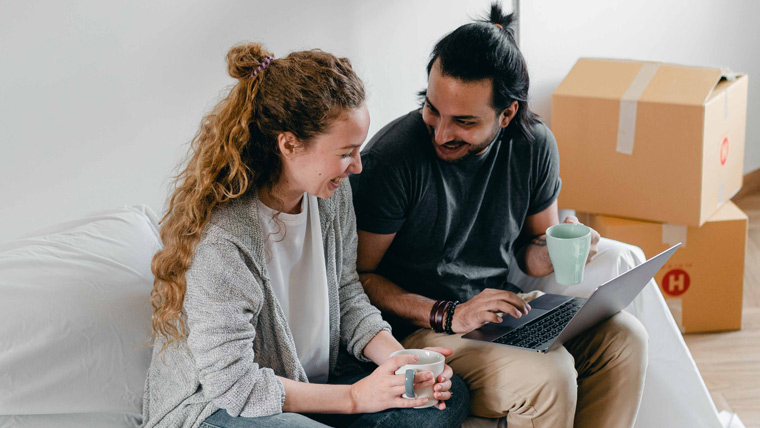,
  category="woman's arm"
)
[279,378,355,413]
[335,184,456,410]
[361,330,403,364]
[334,183,393,360]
